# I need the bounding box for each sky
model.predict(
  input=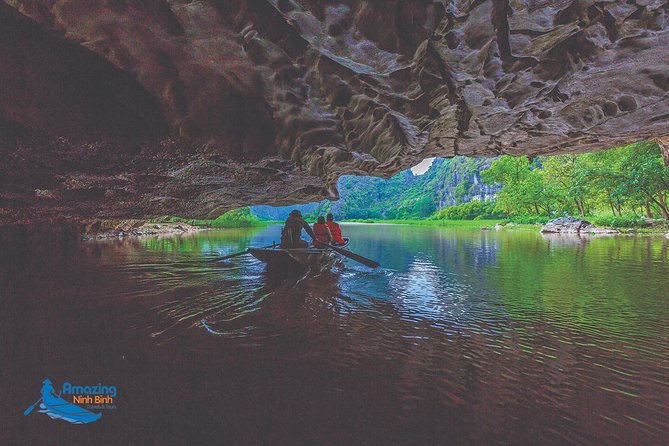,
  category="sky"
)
[410,158,435,175]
